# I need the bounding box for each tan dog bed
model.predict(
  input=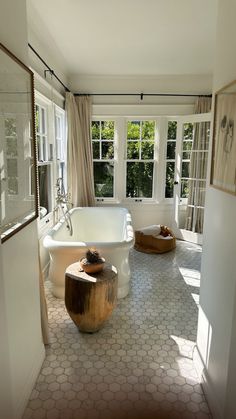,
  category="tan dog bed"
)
[134,224,176,254]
